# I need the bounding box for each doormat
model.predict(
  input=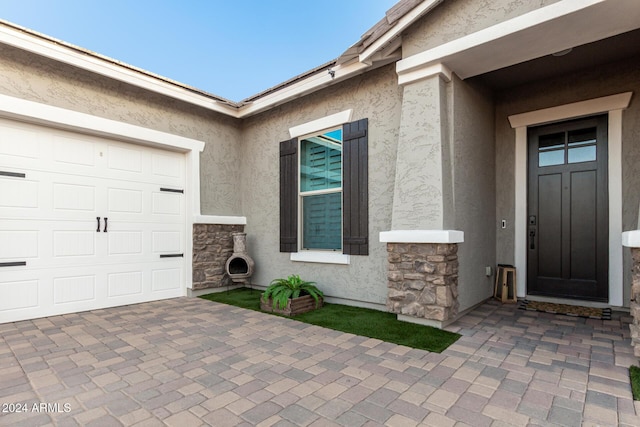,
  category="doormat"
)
[518,300,612,320]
